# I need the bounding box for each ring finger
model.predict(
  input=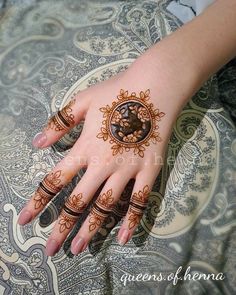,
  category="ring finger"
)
[70,171,132,255]
[117,168,159,246]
